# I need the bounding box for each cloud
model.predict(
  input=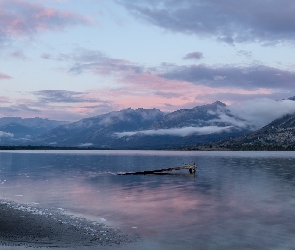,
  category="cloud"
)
[213,75,226,81]
[80,104,112,109]
[206,109,251,129]
[154,91,183,99]
[0,131,14,138]
[160,64,295,90]
[229,98,295,129]
[64,48,143,76]
[60,48,291,94]
[0,0,91,42]
[0,72,12,80]
[183,52,203,60]
[0,87,116,122]
[33,90,100,103]
[29,89,114,120]
[40,53,52,59]
[79,143,93,147]
[44,48,293,118]
[118,0,295,44]
[10,50,27,60]
[0,96,10,103]
[34,90,85,103]
[114,126,233,138]
[237,50,252,58]
[0,104,40,114]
